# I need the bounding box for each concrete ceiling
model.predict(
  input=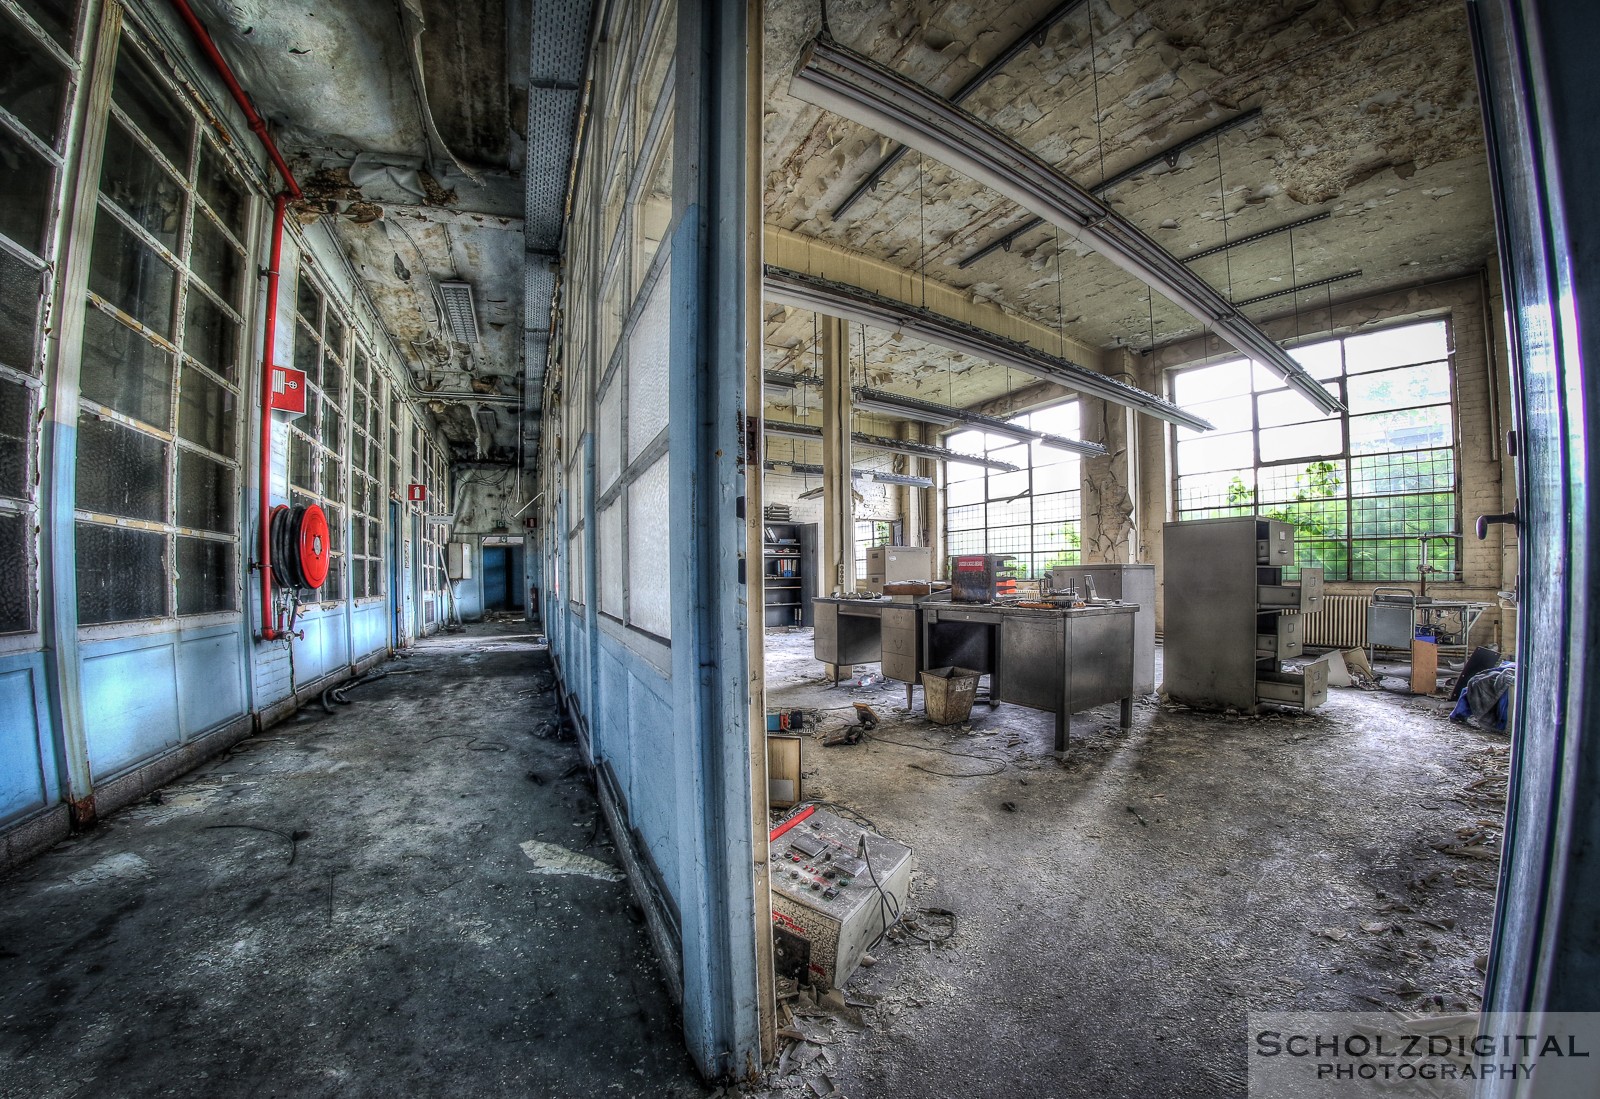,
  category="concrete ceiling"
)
[762,0,1496,421]
[191,0,531,464]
